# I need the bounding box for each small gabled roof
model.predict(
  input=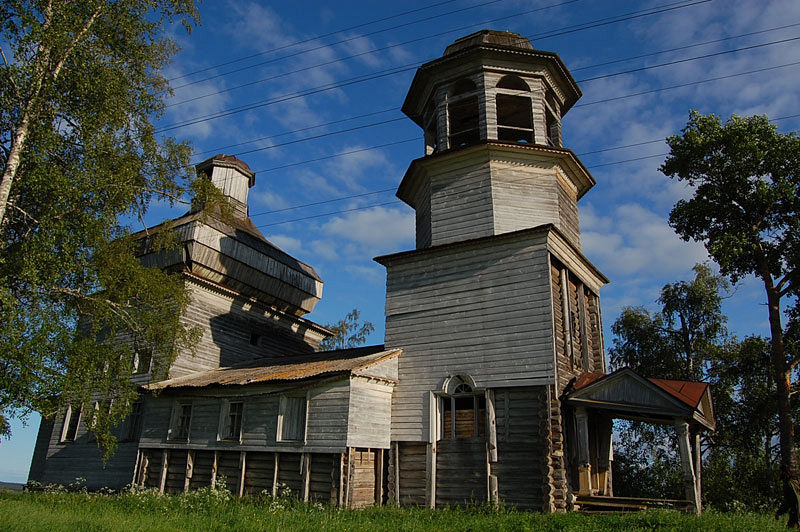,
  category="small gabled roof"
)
[566,368,715,430]
[146,345,400,390]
